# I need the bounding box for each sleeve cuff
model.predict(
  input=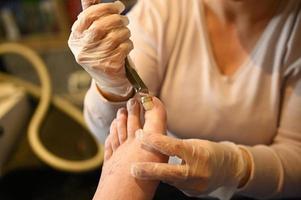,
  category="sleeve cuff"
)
[237,145,283,198]
[84,80,127,143]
